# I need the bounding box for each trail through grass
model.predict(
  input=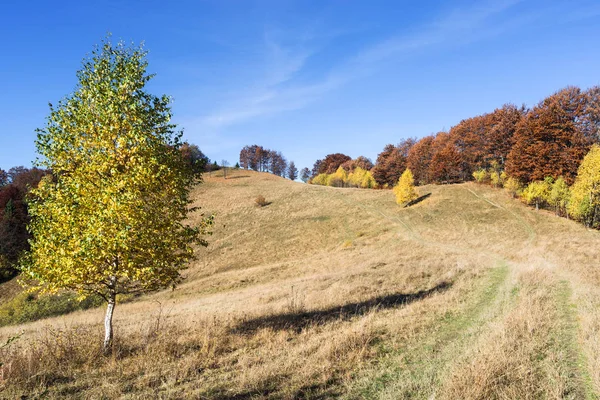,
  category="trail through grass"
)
[347,264,511,399]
